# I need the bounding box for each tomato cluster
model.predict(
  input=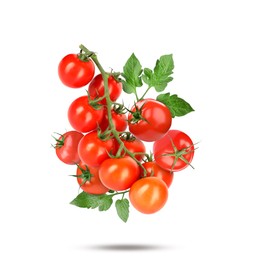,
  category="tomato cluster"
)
[53,45,196,222]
